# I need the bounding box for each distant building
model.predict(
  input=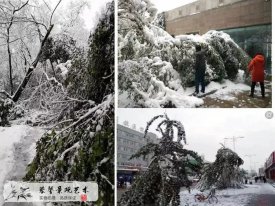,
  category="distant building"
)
[117,124,159,185]
[264,151,275,180]
[259,167,265,176]
[164,0,272,73]
[117,124,159,169]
